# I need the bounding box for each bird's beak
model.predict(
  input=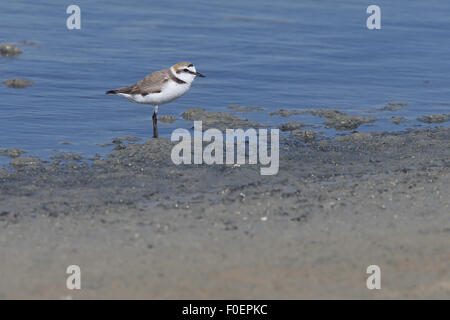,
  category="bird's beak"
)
[195,72,205,77]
